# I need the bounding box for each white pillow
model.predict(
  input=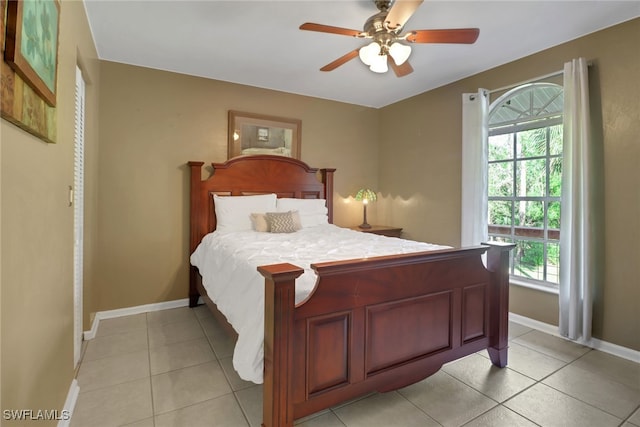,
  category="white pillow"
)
[276,198,328,228]
[214,194,277,232]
